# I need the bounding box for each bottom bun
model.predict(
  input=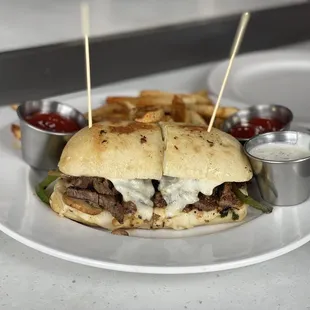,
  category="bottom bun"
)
[152,205,248,230]
[49,180,248,231]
